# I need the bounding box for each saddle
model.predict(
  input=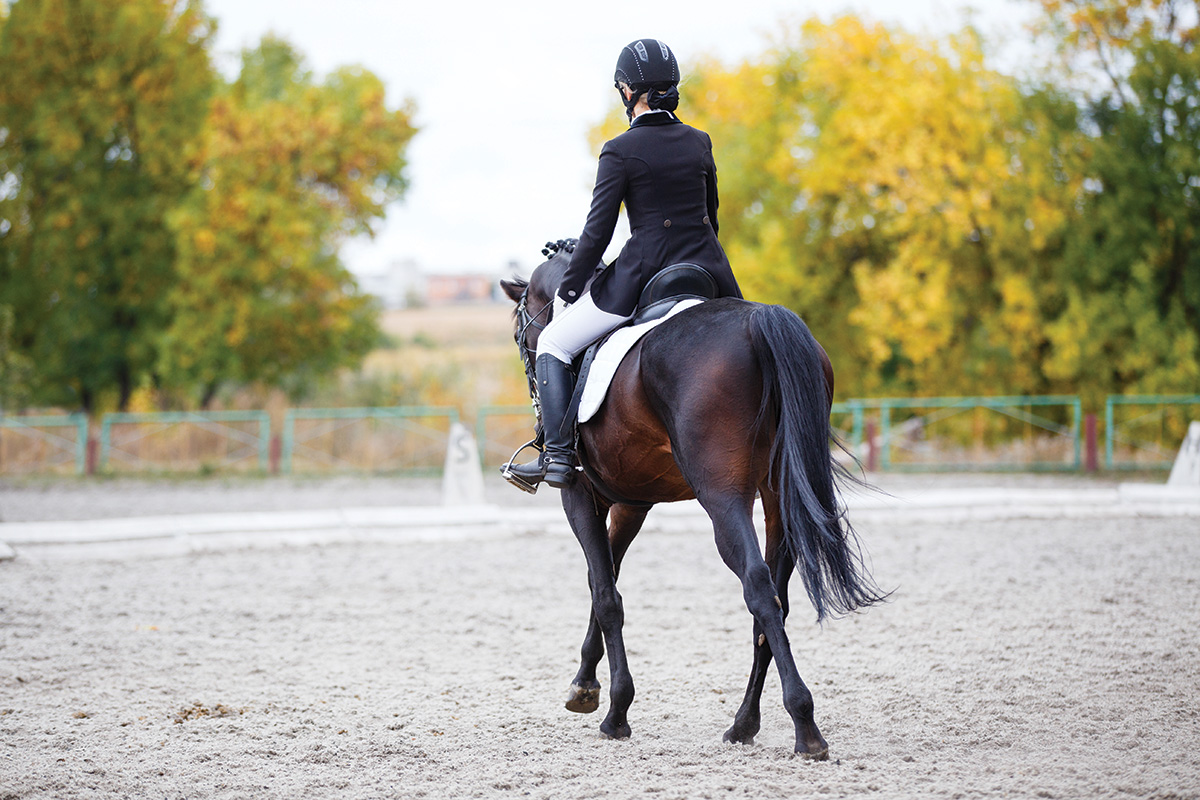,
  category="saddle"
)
[630,263,719,323]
